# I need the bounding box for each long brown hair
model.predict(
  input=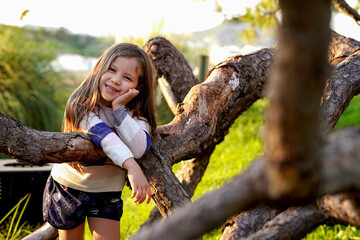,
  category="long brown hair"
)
[63,43,157,171]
